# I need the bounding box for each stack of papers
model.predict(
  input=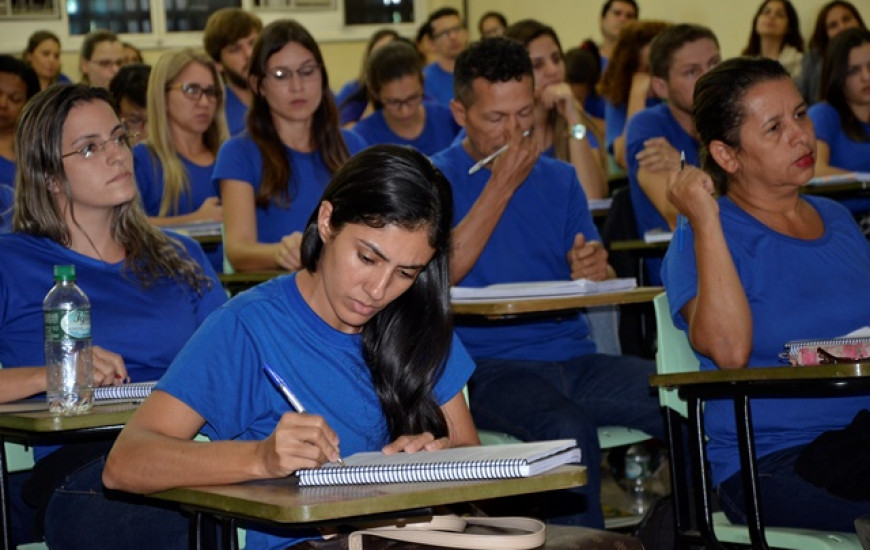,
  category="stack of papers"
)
[451,278,637,302]
[162,221,222,237]
[643,229,673,244]
[588,198,613,212]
